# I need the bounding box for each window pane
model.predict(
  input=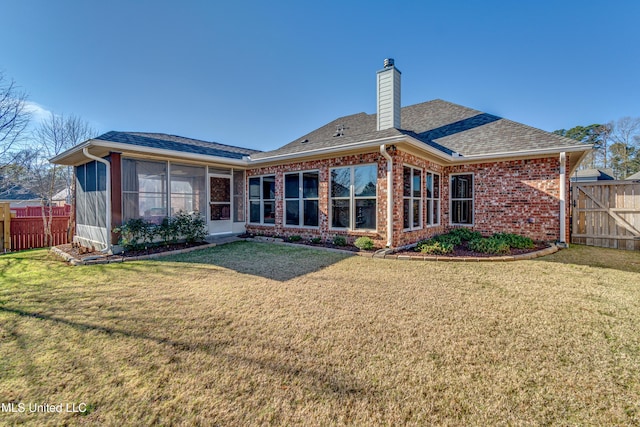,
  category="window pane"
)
[452,200,472,224]
[331,199,350,228]
[171,164,205,215]
[263,176,276,200]
[426,200,432,225]
[263,201,275,224]
[403,199,410,229]
[210,204,231,221]
[403,166,411,197]
[139,195,167,225]
[249,201,260,223]
[413,169,421,198]
[355,199,376,229]
[452,174,472,199]
[331,168,351,197]
[249,177,260,199]
[433,174,440,199]
[354,165,377,197]
[303,172,319,199]
[285,200,300,225]
[413,200,421,227]
[210,177,230,203]
[433,200,440,224]
[303,200,319,227]
[426,173,433,199]
[285,174,299,199]
[86,161,96,192]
